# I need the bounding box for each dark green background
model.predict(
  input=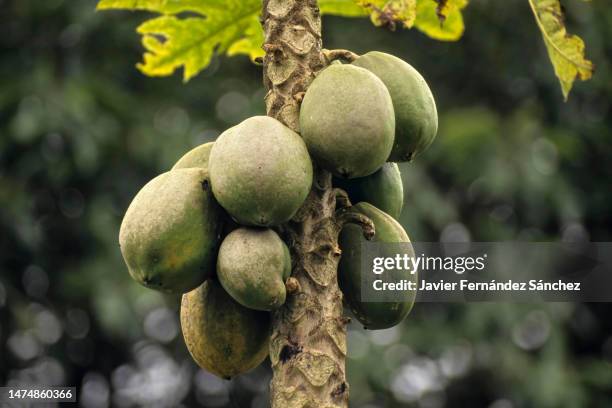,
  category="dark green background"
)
[1,0,611,407]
